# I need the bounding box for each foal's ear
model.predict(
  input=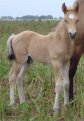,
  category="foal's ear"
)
[73,2,79,13]
[62,3,68,14]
